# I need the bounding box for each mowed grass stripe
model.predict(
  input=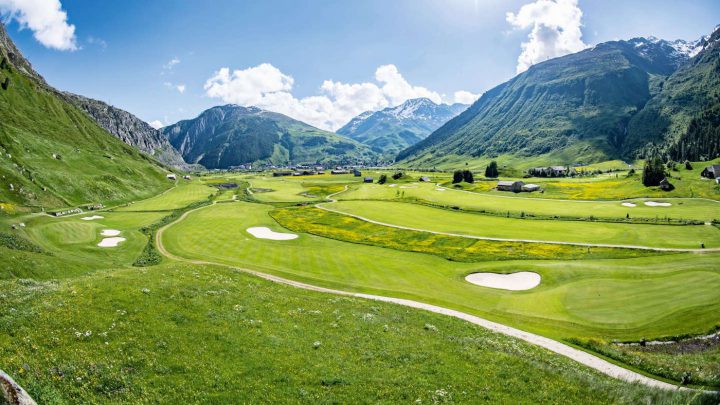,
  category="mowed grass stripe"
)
[326,200,720,249]
[160,202,720,340]
[339,182,720,222]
